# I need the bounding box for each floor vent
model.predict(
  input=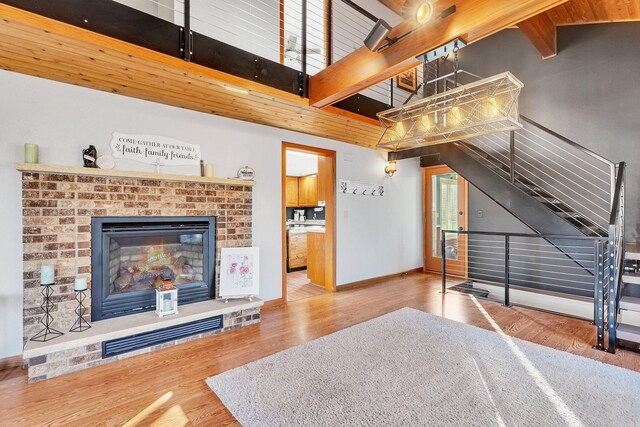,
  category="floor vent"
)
[102,315,223,358]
